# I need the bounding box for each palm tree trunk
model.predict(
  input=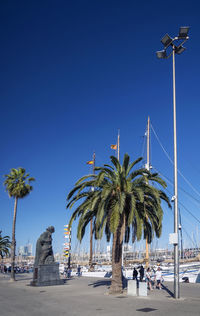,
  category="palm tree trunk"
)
[11,197,18,281]
[110,214,126,294]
